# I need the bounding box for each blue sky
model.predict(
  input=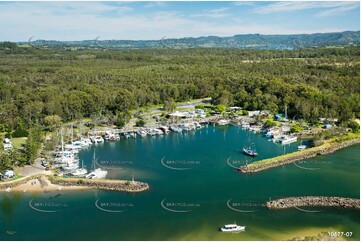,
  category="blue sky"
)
[0,1,359,41]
